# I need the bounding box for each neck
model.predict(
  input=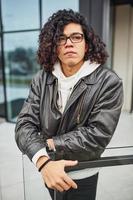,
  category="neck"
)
[60,61,84,77]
